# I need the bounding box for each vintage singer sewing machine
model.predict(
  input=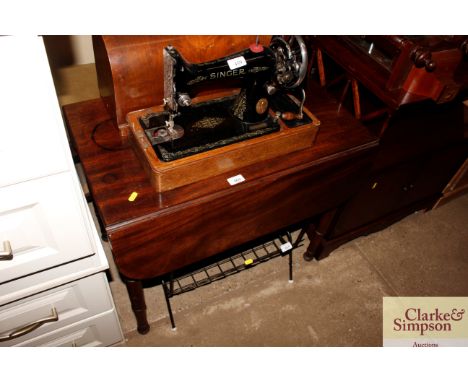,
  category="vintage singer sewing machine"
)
[123,36,320,192]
